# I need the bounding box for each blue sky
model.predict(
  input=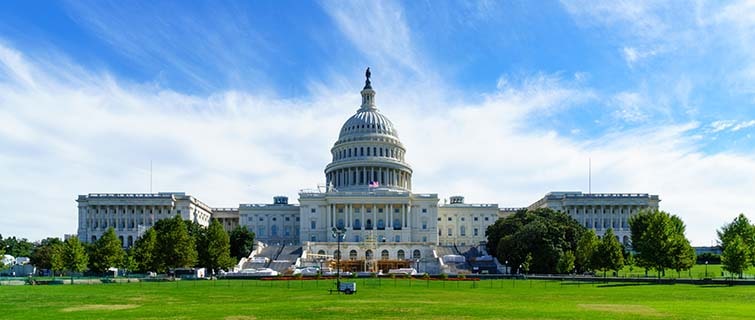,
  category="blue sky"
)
[1,0,755,245]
